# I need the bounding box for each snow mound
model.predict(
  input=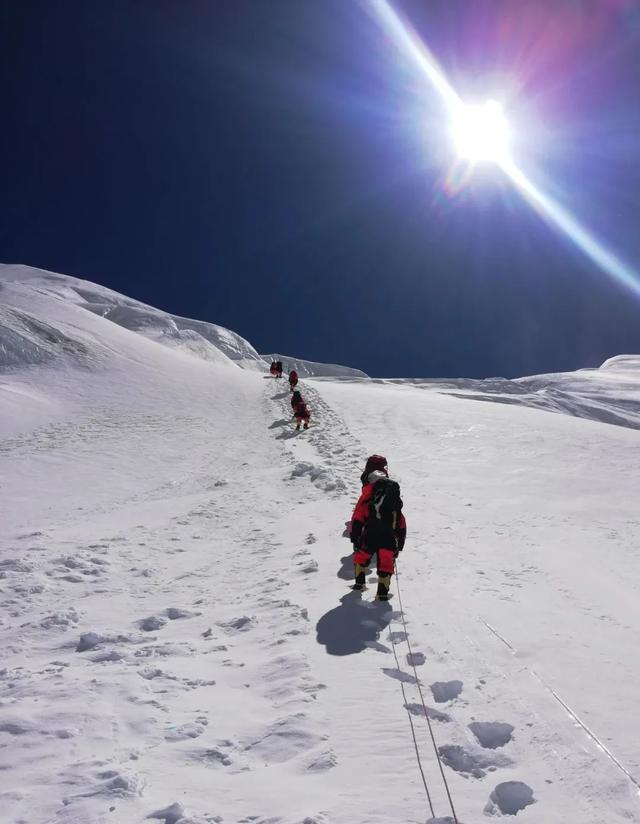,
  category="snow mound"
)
[263,352,368,380]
